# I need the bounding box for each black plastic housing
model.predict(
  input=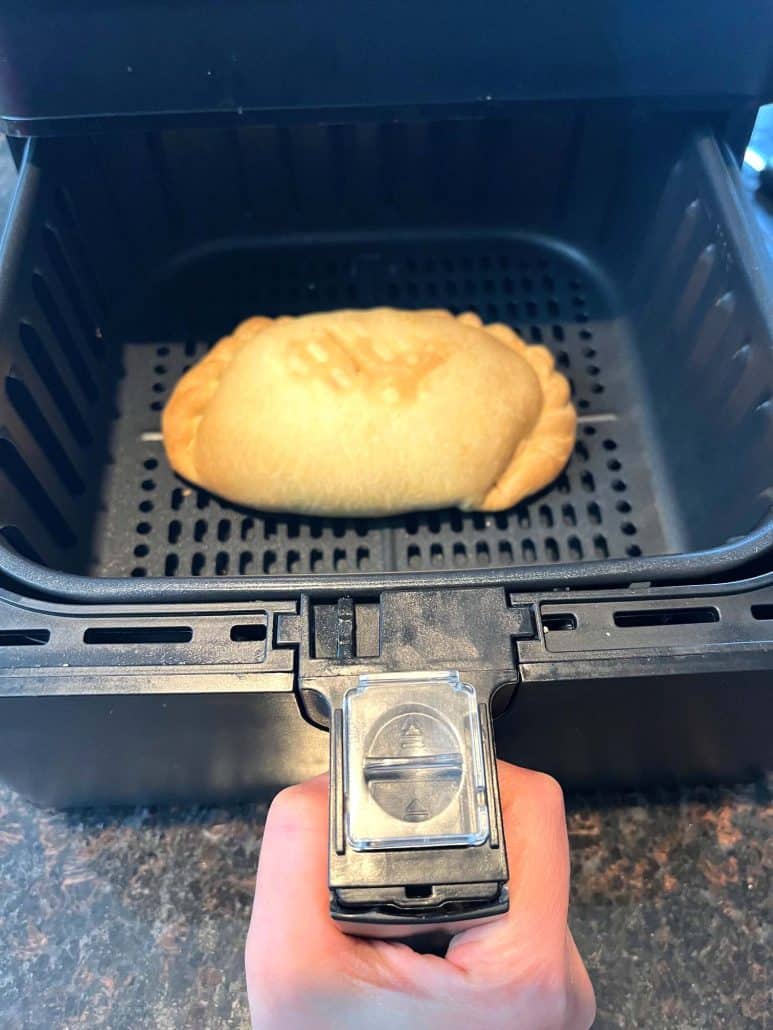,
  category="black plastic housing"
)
[0,575,771,806]
[0,1,771,135]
